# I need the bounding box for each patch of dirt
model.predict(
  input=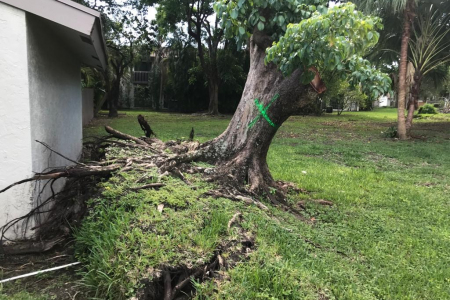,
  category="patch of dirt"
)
[365,152,404,165]
[412,122,450,139]
[320,121,356,129]
[277,131,302,139]
[0,245,90,299]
